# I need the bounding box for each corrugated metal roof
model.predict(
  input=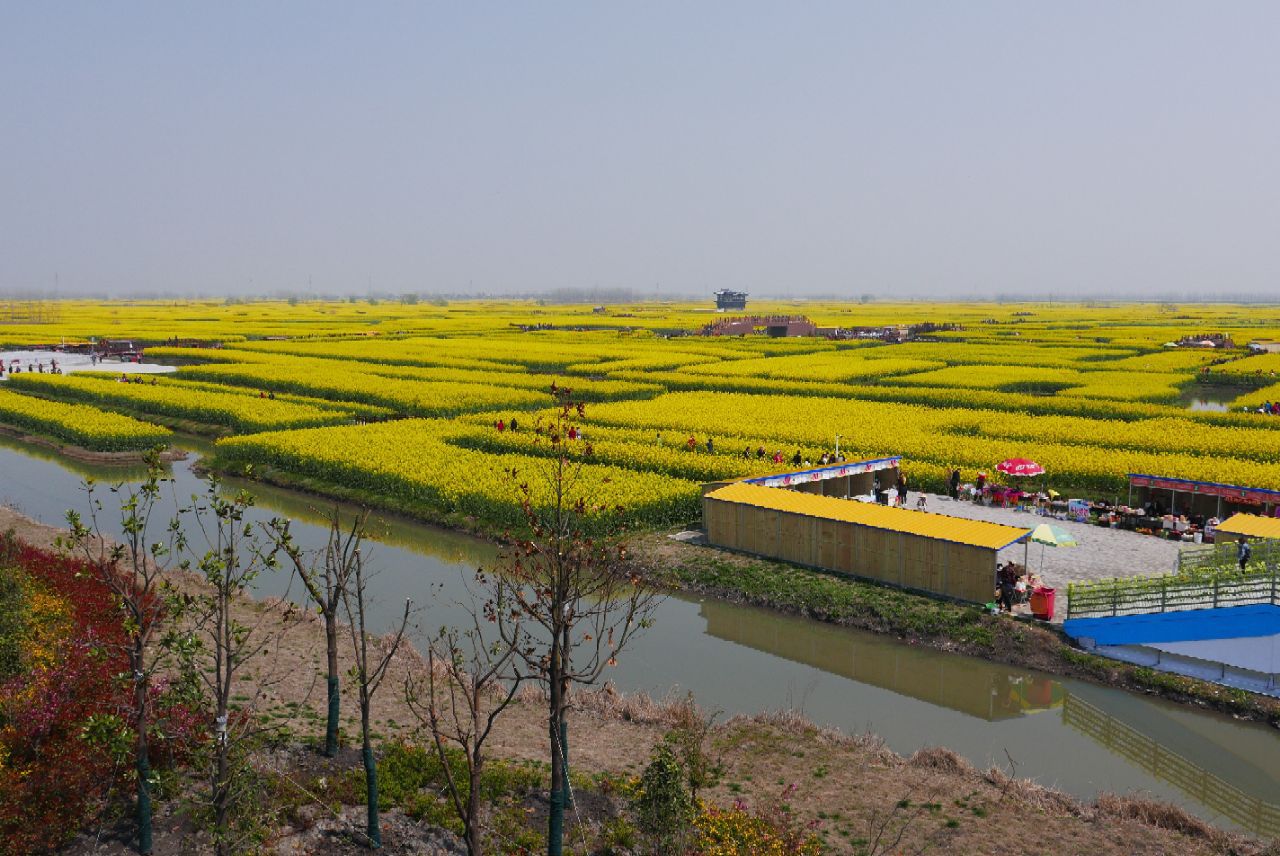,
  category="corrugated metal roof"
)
[1215,514,1280,539]
[706,482,1032,550]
